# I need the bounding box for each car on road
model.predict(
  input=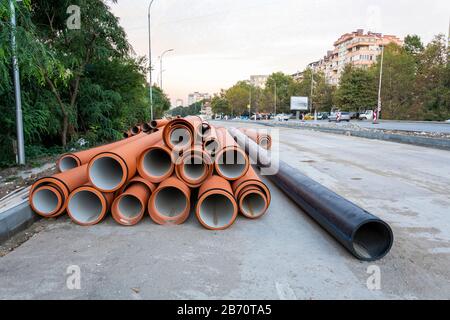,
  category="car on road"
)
[275,114,290,121]
[317,112,329,120]
[359,110,374,121]
[328,112,351,122]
